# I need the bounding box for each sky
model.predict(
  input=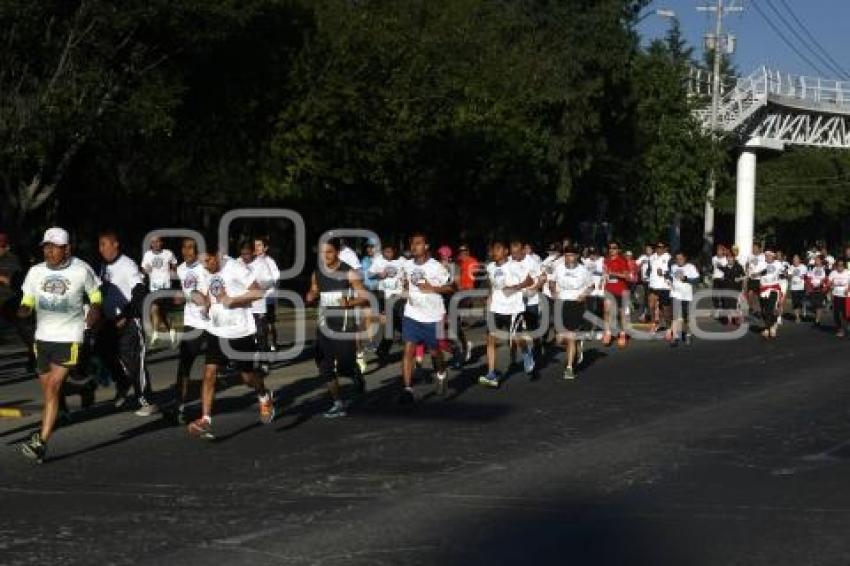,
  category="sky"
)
[637,0,850,80]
